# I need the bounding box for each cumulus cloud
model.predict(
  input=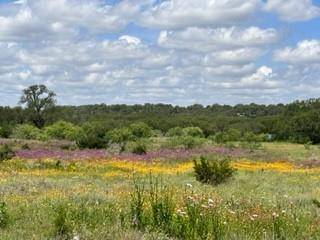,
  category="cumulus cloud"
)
[240,66,280,88]
[158,27,278,52]
[264,0,320,21]
[139,0,260,29]
[274,40,320,64]
[0,0,318,105]
[0,0,146,41]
